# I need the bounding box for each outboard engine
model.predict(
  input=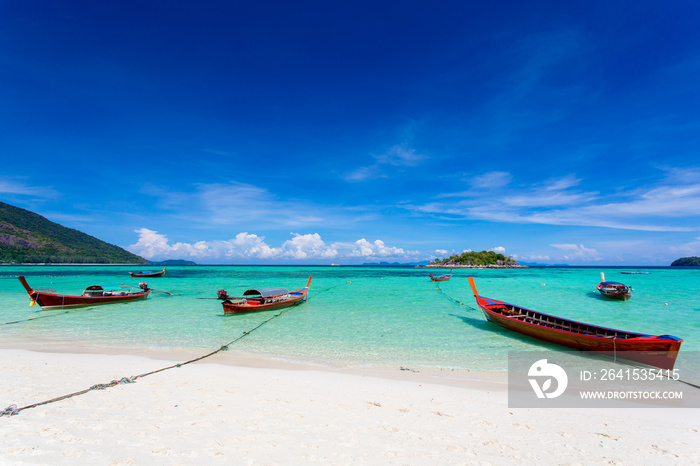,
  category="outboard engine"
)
[217,289,229,301]
[139,282,149,291]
